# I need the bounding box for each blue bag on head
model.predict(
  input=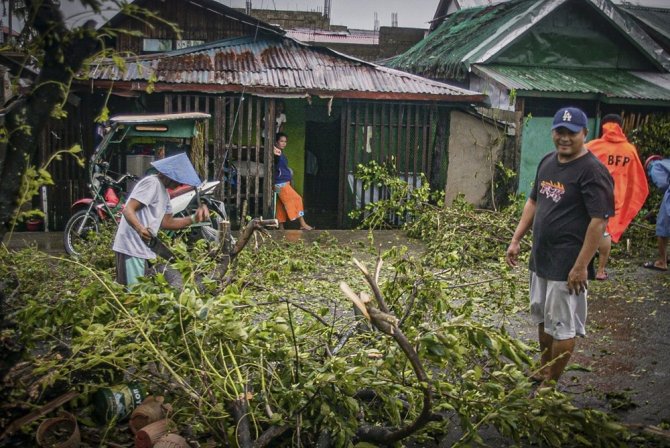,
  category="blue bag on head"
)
[150,153,202,187]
